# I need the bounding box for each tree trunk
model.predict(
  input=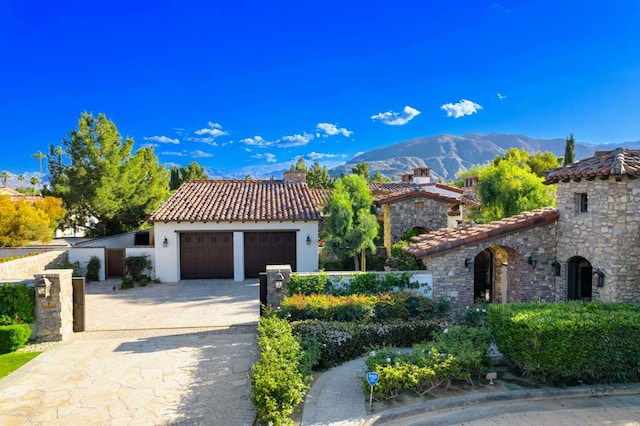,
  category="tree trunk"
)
[354,253,360,271]
[360,250,367,272]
